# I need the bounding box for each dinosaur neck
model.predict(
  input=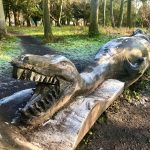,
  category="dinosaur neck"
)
[79,61,111,94]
